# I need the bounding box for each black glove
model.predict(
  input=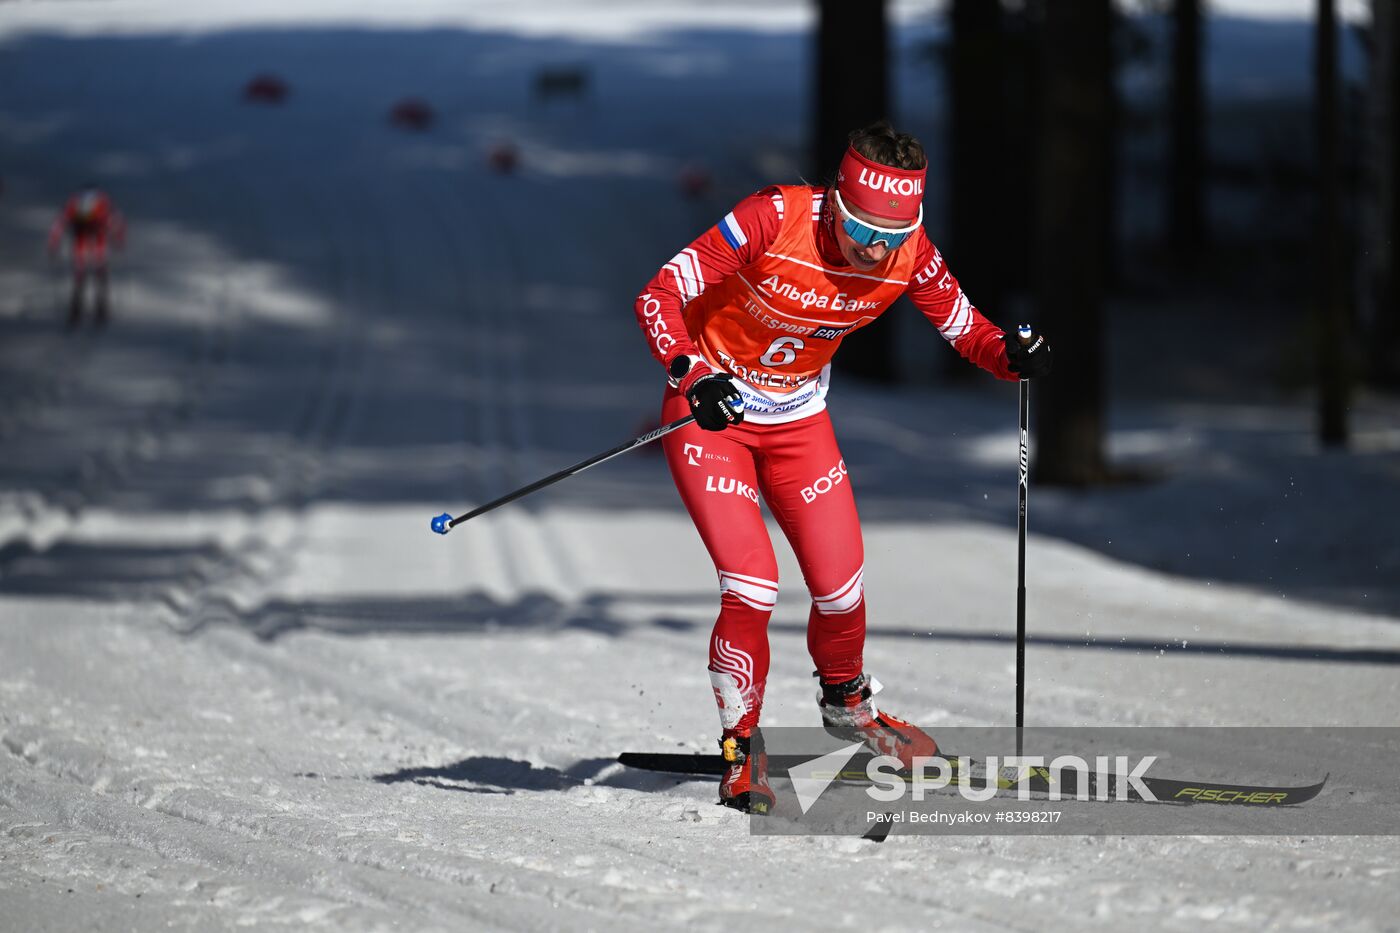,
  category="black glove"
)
[685,373,745,431]
[1003,328,1052,379]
